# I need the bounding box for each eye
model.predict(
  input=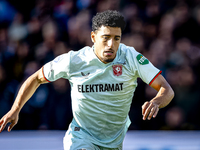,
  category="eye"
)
[103,36,109,40]
[115,37,120,41]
